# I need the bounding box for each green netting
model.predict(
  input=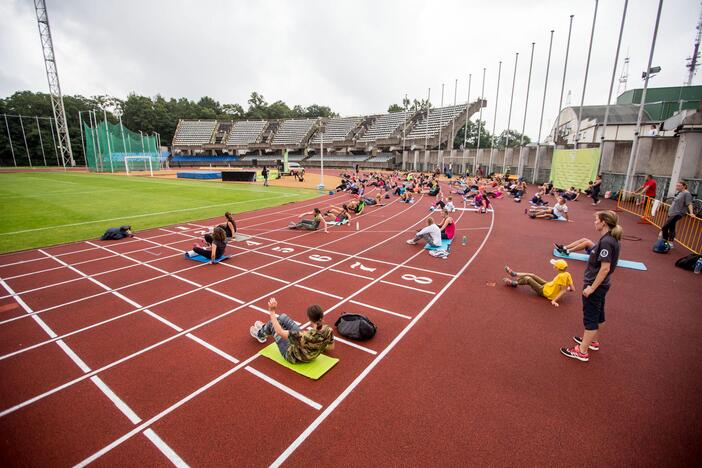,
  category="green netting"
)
[83,121,159,173]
